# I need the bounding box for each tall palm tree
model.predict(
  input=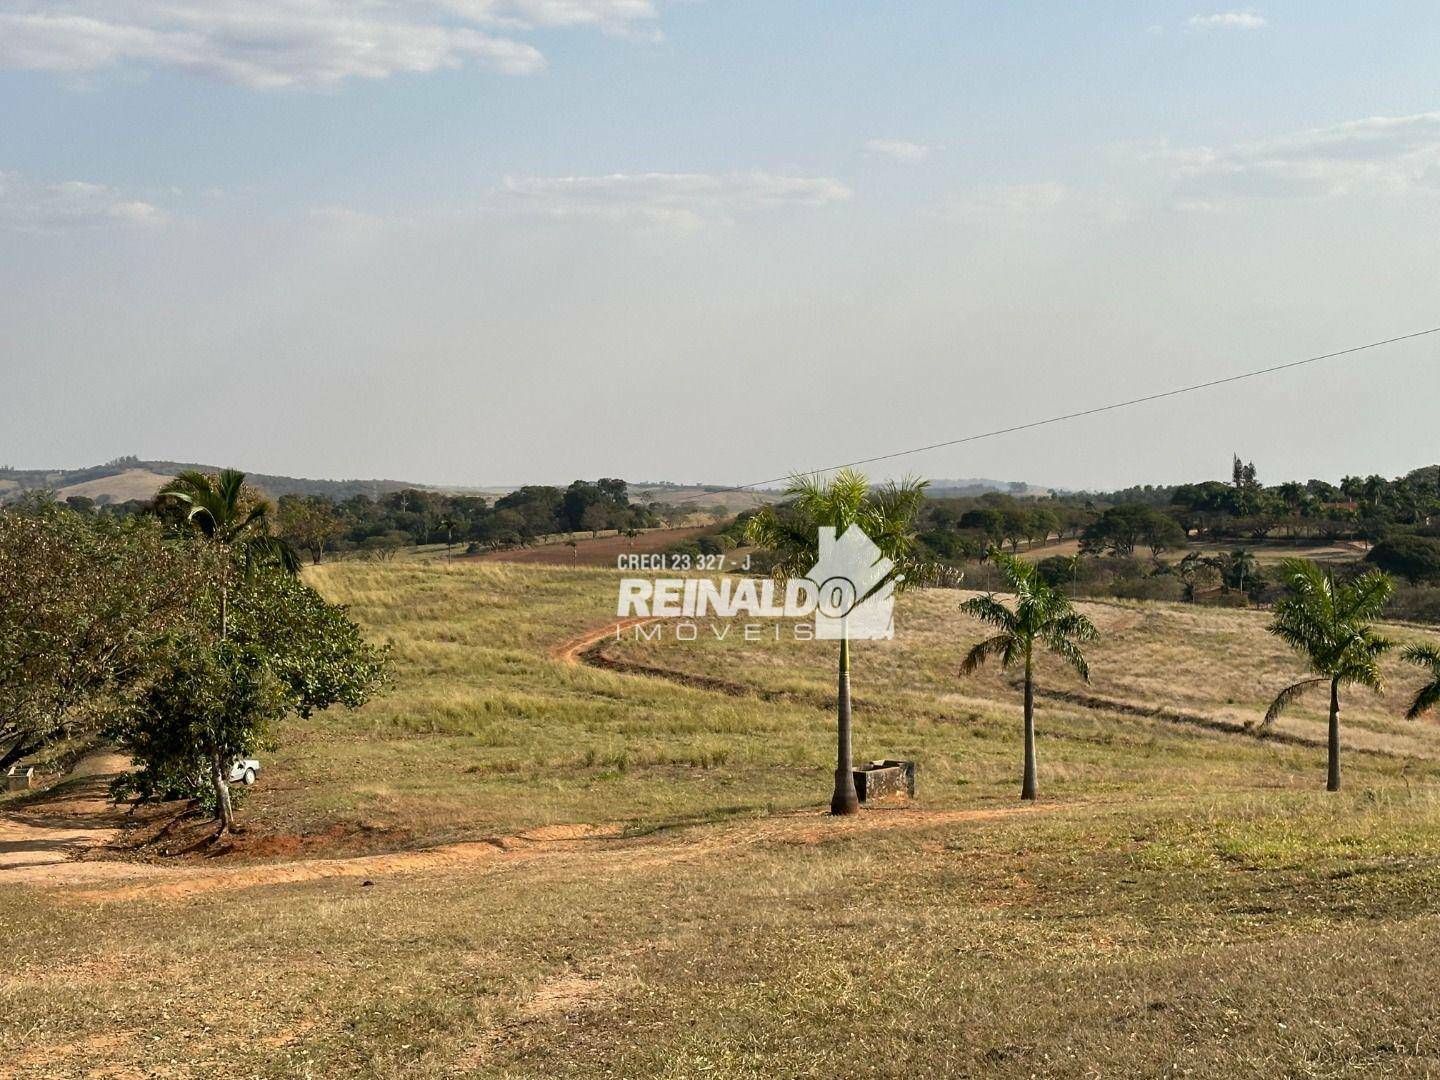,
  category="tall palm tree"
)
[1224,548,1258,595]
[959,551,1098,801]
[1401,644,1440,720]
[745,468,930,815]
[438,515,457,567]
[1264,559,1394,792]
[155,469,297,831]
[157,469,298,574]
